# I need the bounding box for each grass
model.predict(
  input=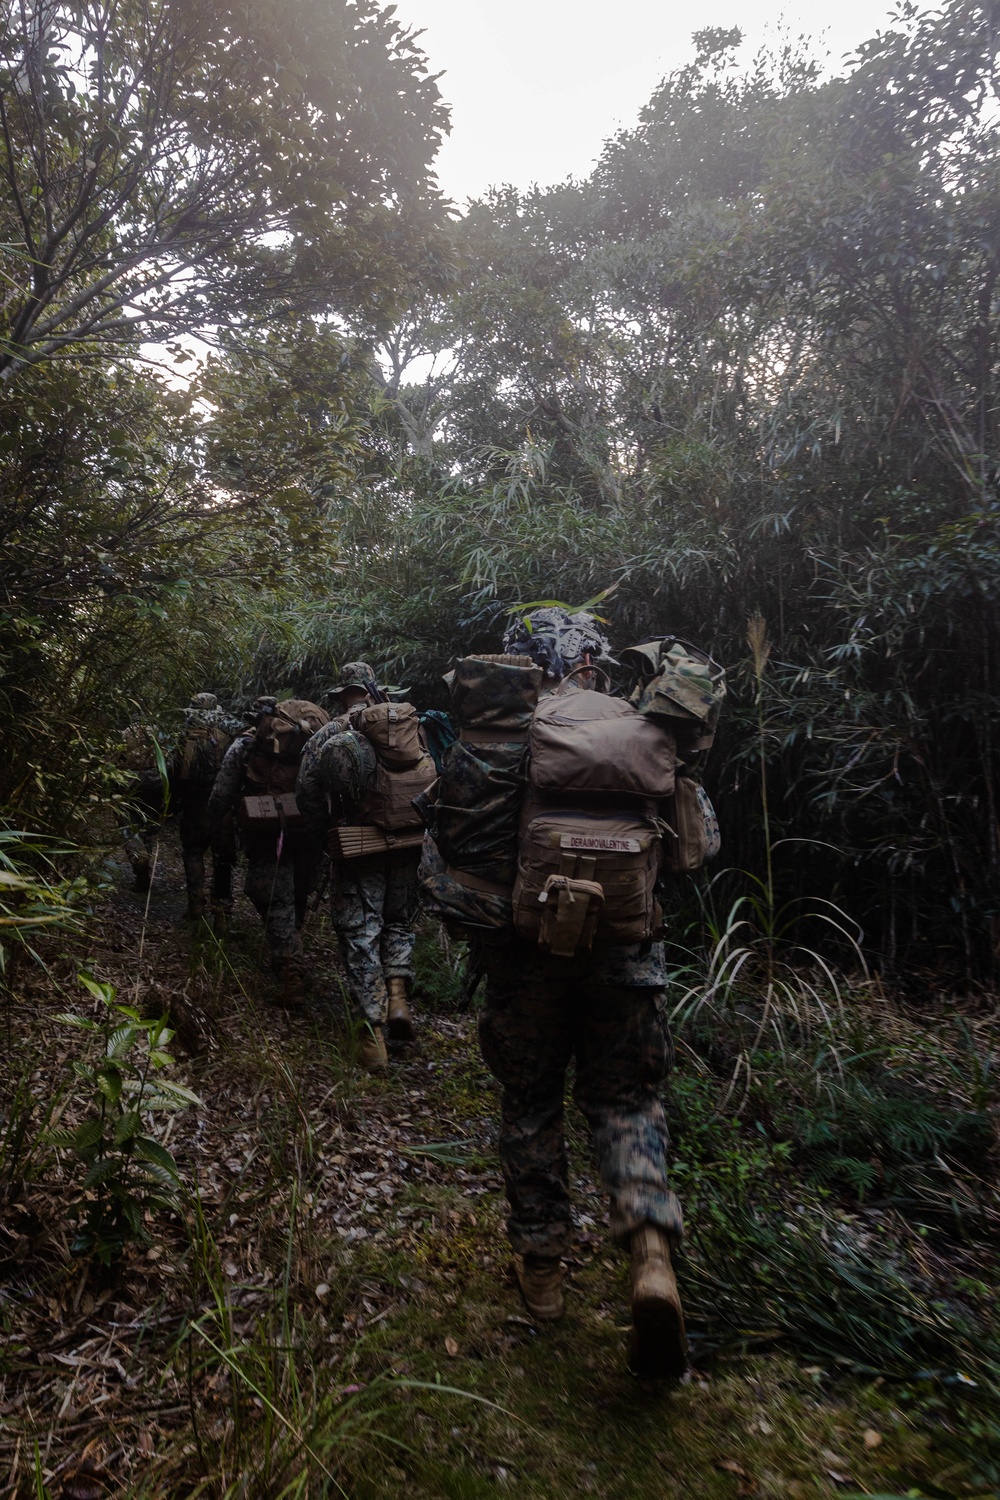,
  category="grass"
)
[2,832,1000,1498]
